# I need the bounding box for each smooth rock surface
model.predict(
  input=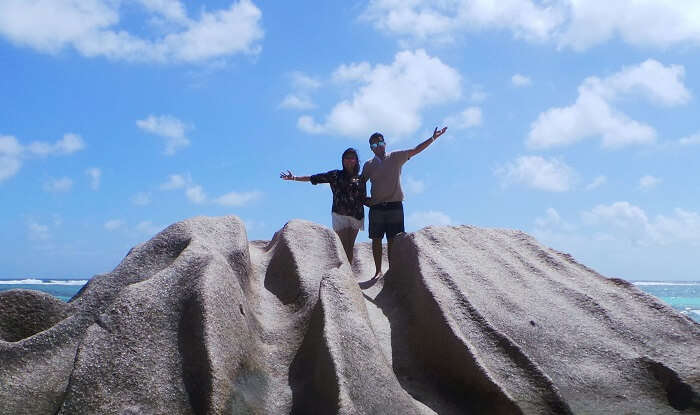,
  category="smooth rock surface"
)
[0,216,698,414]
